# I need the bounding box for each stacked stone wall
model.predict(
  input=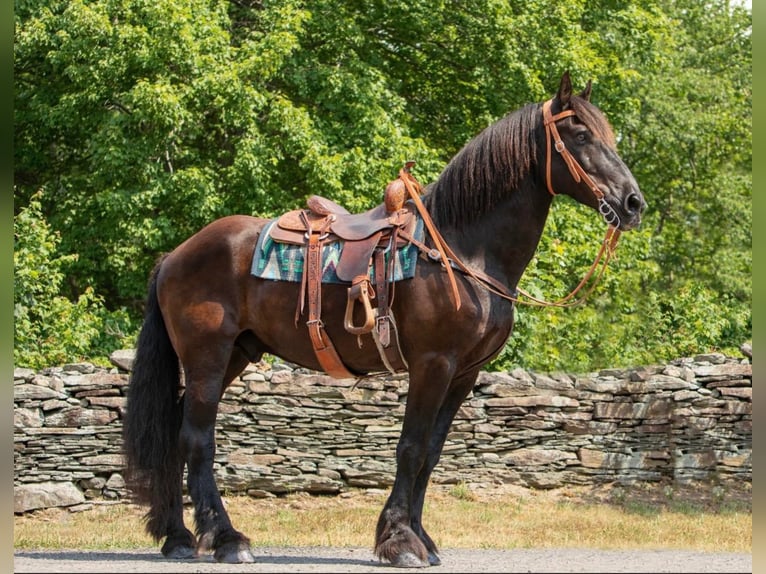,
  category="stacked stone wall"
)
[14,351,751,512]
